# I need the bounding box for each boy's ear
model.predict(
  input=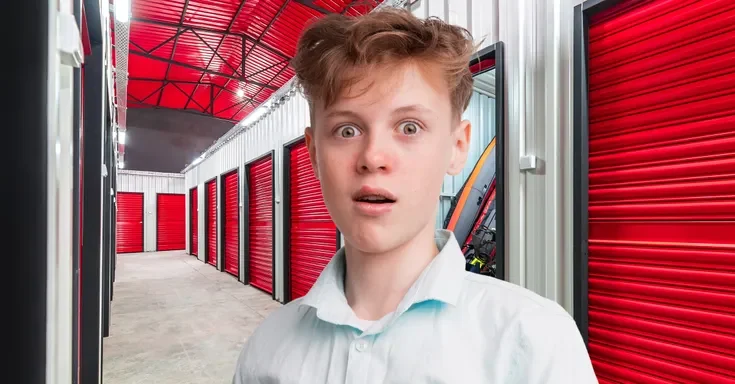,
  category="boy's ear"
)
[304,126,319,180]
[447,119,472,176]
